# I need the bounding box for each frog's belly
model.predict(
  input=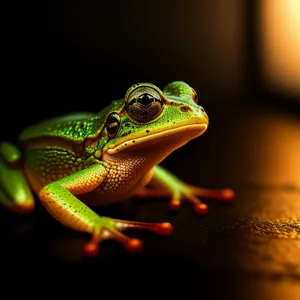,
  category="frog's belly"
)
[24,164,153,207]
[79,169,153,206]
